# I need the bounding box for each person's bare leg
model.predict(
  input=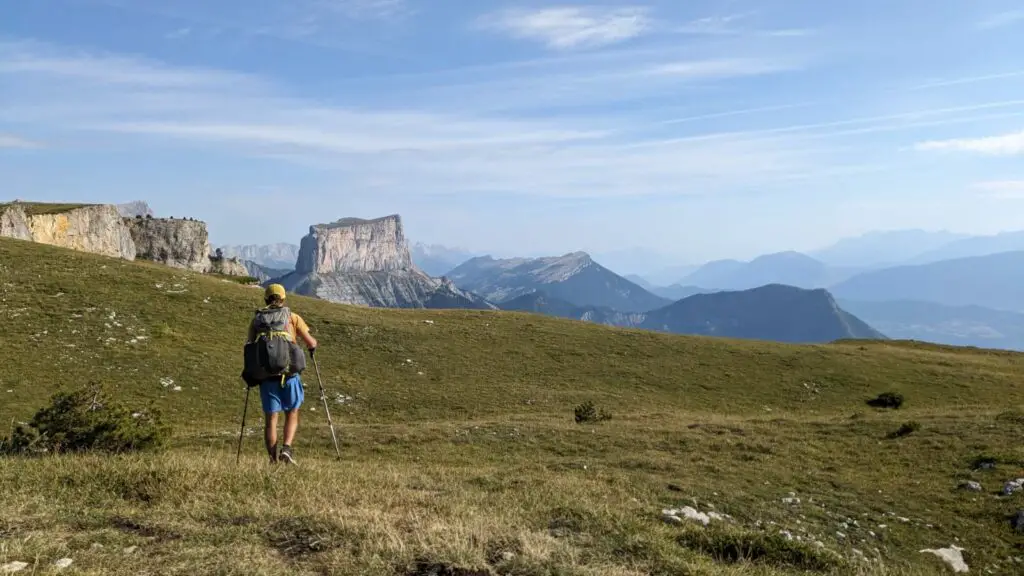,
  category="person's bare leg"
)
[283,409,300,447]
[264,412,279,462]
